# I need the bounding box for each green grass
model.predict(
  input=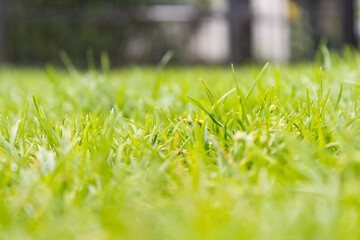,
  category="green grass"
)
[1,52,360,239]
